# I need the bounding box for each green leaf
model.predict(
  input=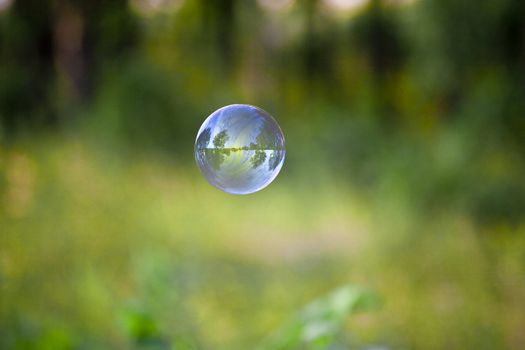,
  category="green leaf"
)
[257,284,381,350]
